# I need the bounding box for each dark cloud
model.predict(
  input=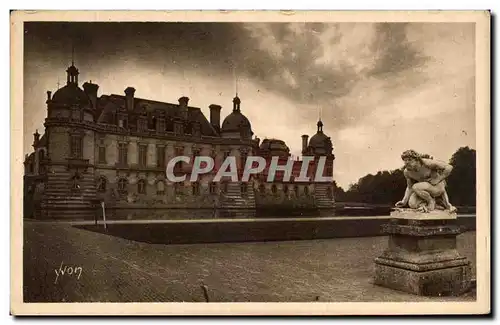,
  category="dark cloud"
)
[23,22,429,128]
[368,23,429,77]
[24,22,359,109]
[235,23,358,109]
